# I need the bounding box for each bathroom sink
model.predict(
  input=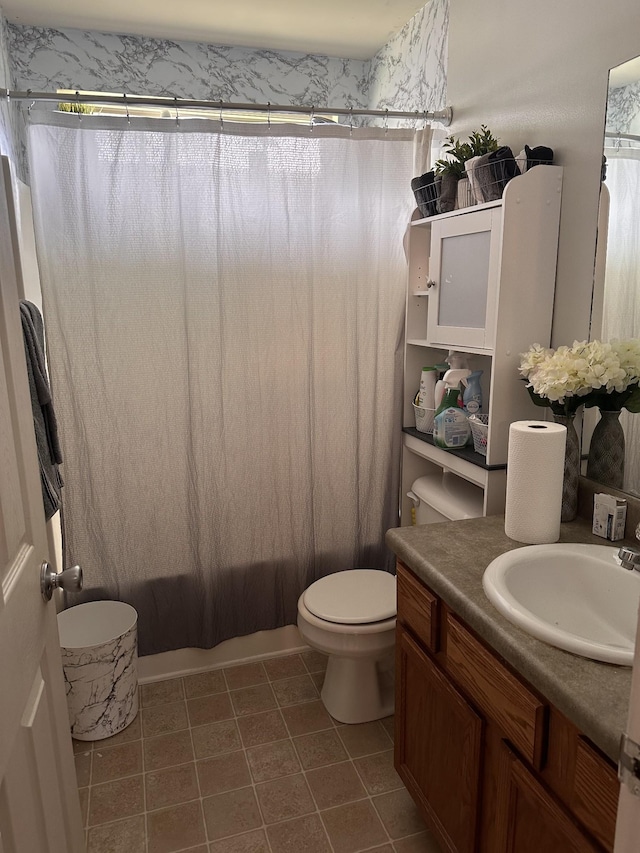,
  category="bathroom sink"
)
[482,543,640,665]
